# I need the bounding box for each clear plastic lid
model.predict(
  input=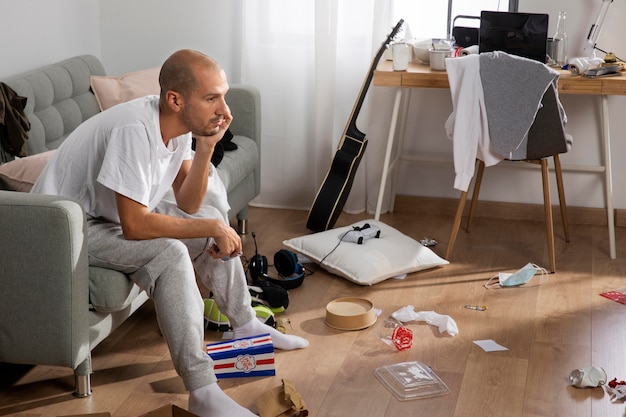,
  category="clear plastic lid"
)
[374,361,450,401]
